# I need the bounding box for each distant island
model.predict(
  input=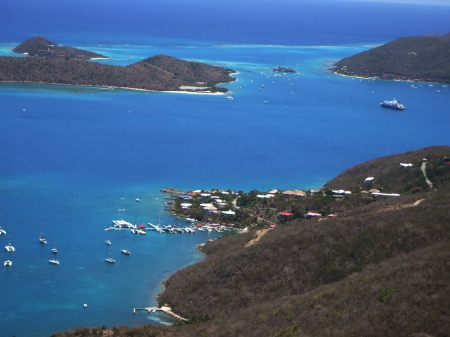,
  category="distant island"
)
[332,33,450,83]
[12,36,107,60]
[0,36,235,92]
